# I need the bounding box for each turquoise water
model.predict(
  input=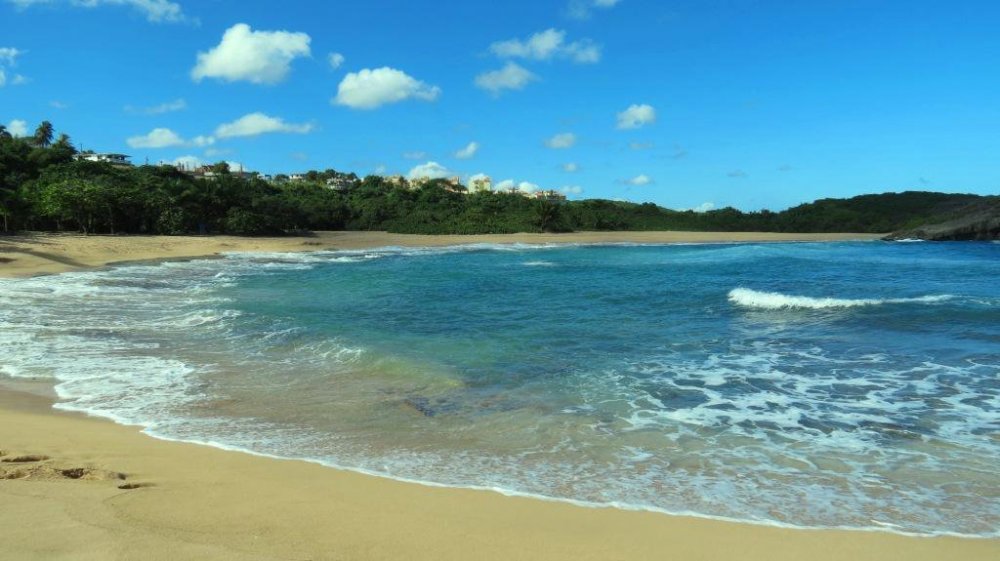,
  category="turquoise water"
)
[2,241,998,536]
